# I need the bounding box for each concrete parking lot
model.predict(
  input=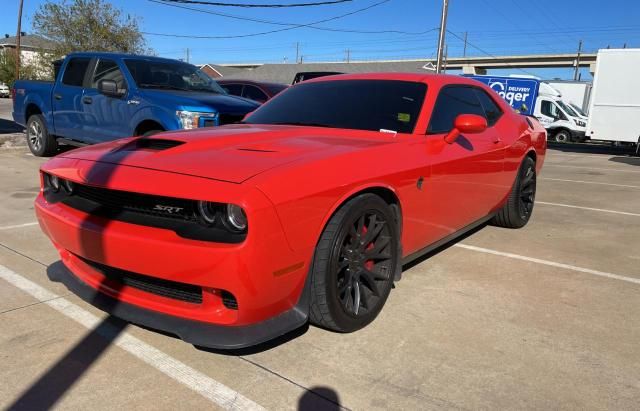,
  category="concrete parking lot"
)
[1,97,639,409]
